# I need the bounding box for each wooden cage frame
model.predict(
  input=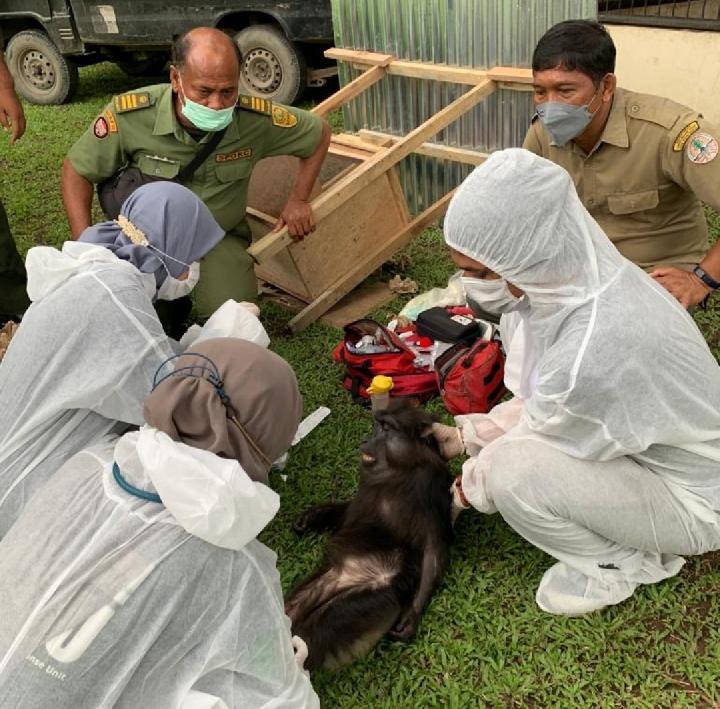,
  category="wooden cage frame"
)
[246,48,532,333]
